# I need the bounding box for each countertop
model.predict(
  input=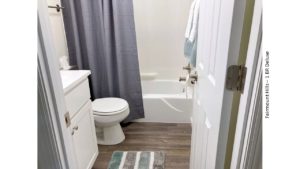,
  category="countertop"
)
[60,70,91,93]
